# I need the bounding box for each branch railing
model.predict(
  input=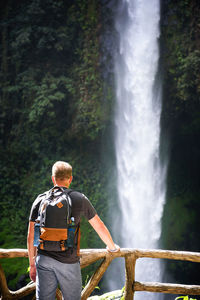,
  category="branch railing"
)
[0,248,200,299]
